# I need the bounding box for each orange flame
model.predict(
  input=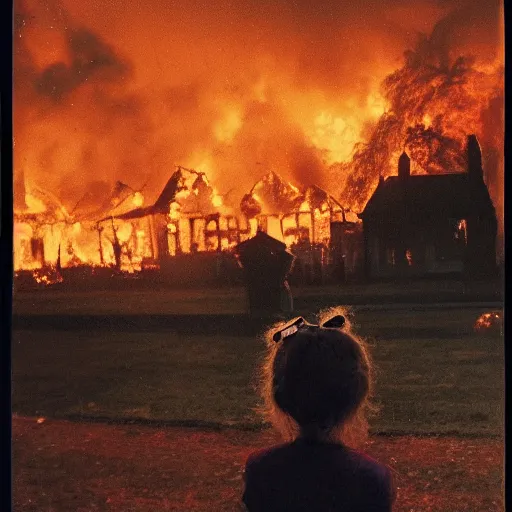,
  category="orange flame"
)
[474,311,502,332]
